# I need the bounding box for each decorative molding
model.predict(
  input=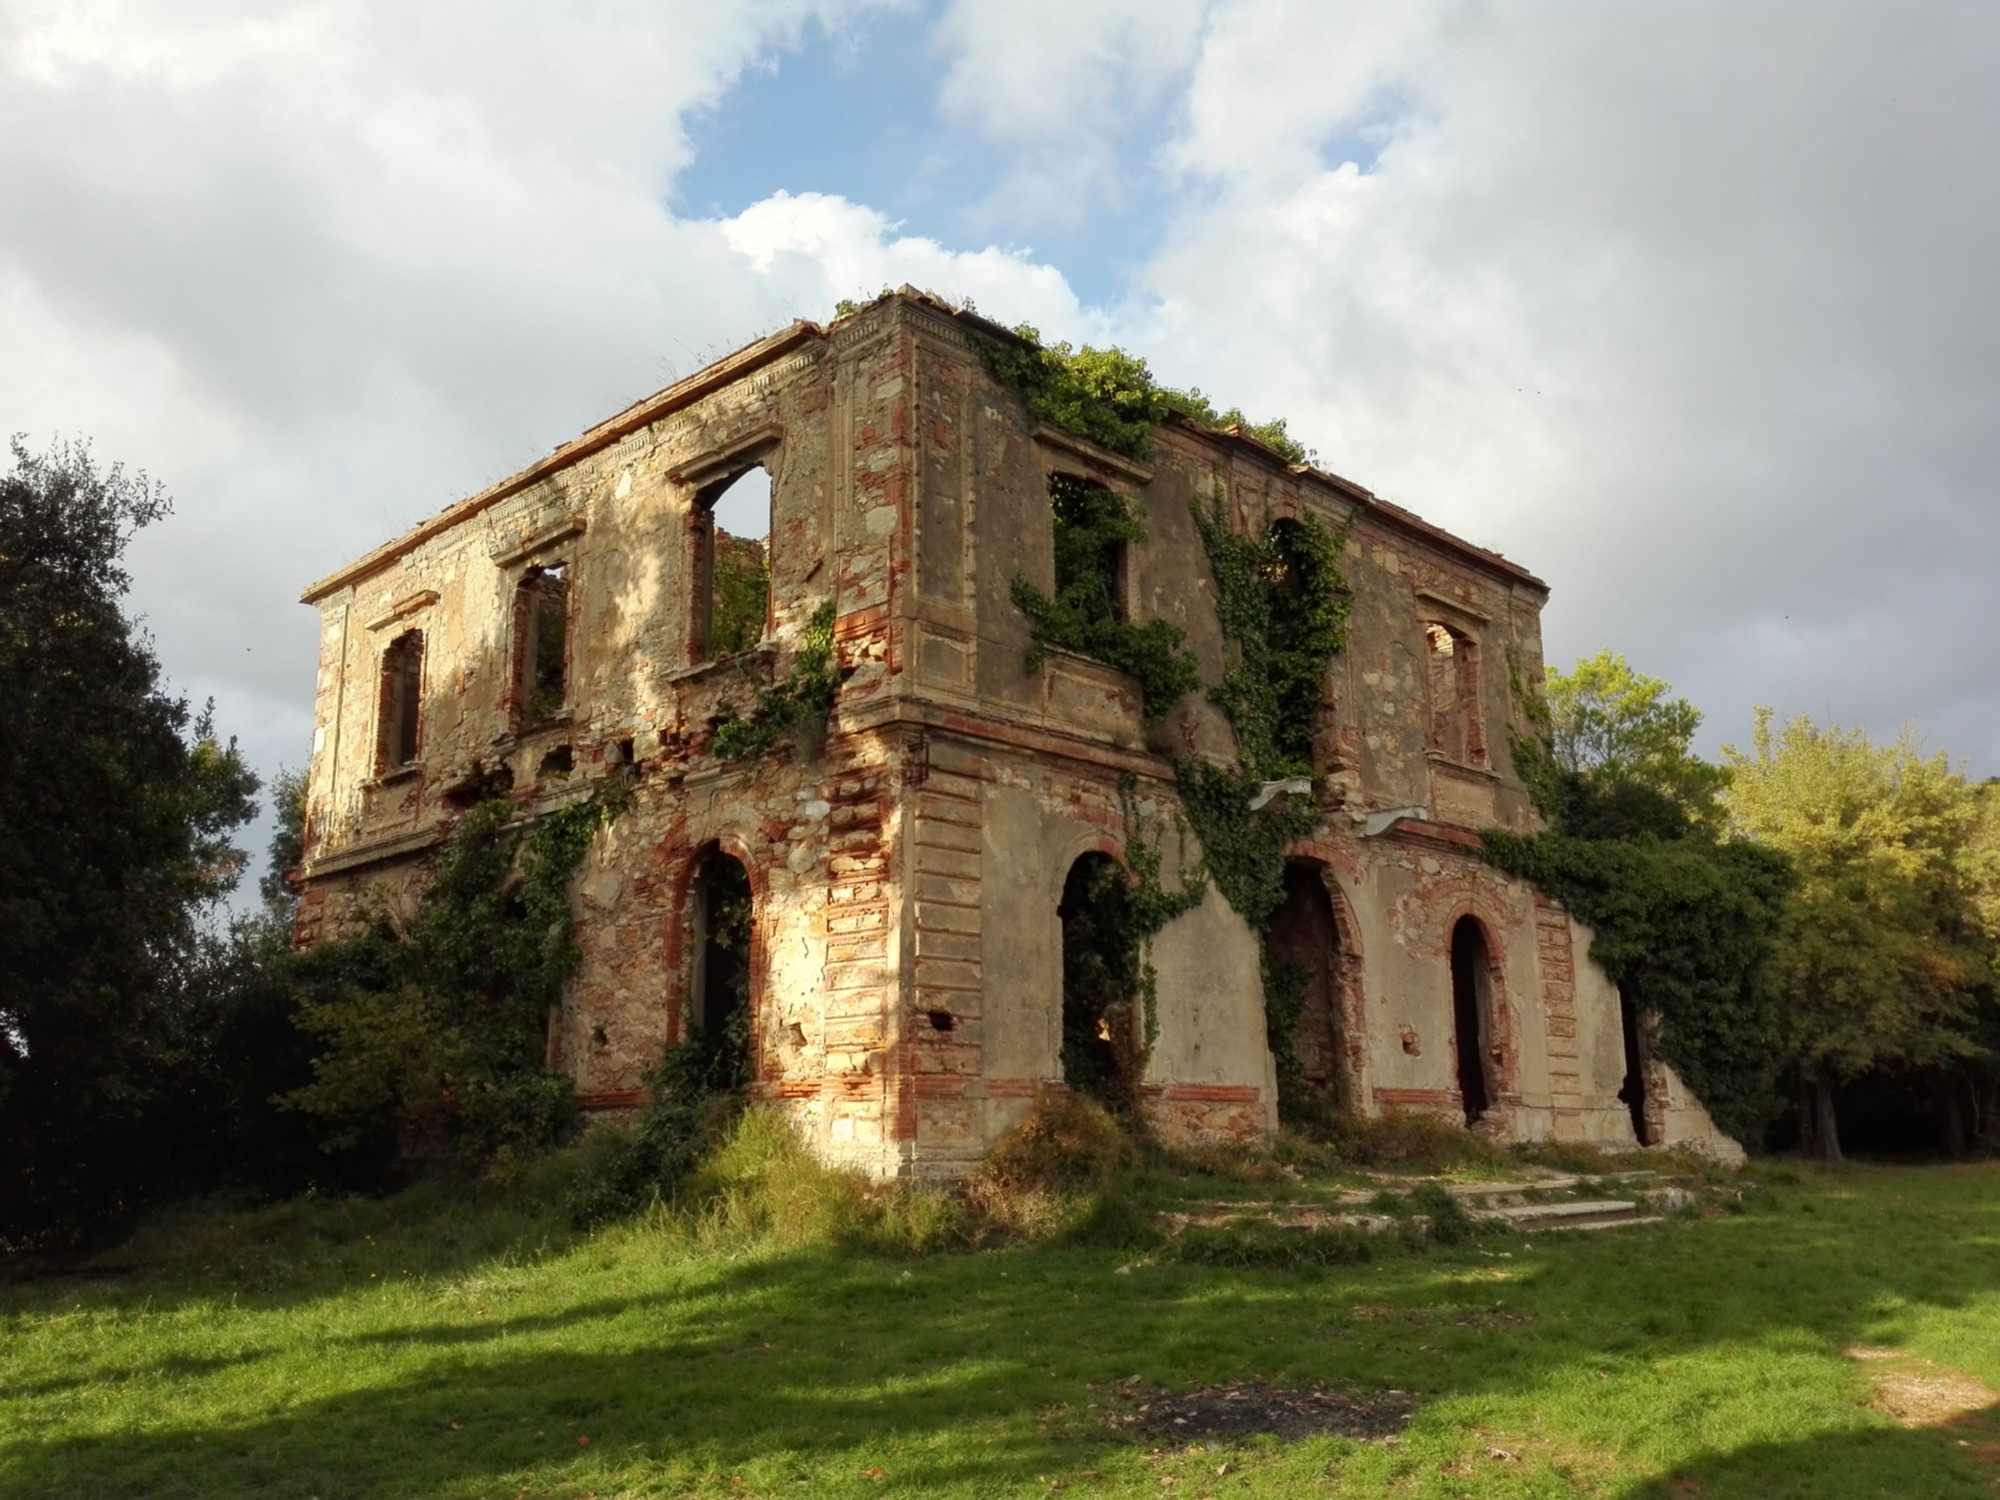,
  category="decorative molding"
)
[669,422,785,488]
[1416,585,1492,624]
[299,823,444,880]
[489,511,585,568]
[364,589,439,632]
[1374,1087,1457,1108]
[1031,425,1155,486]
